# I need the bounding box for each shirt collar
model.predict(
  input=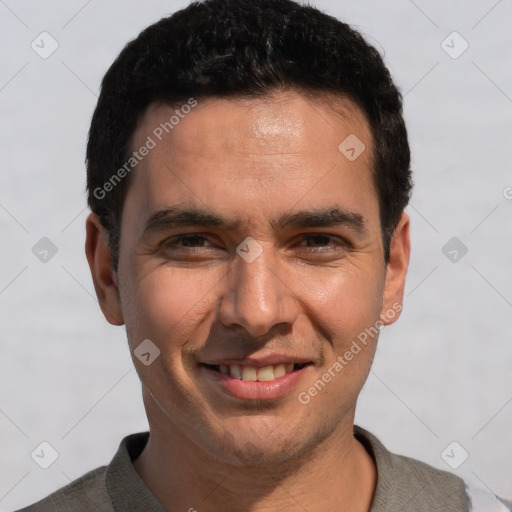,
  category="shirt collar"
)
[104,426,455,512]
[105,432,168,511]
